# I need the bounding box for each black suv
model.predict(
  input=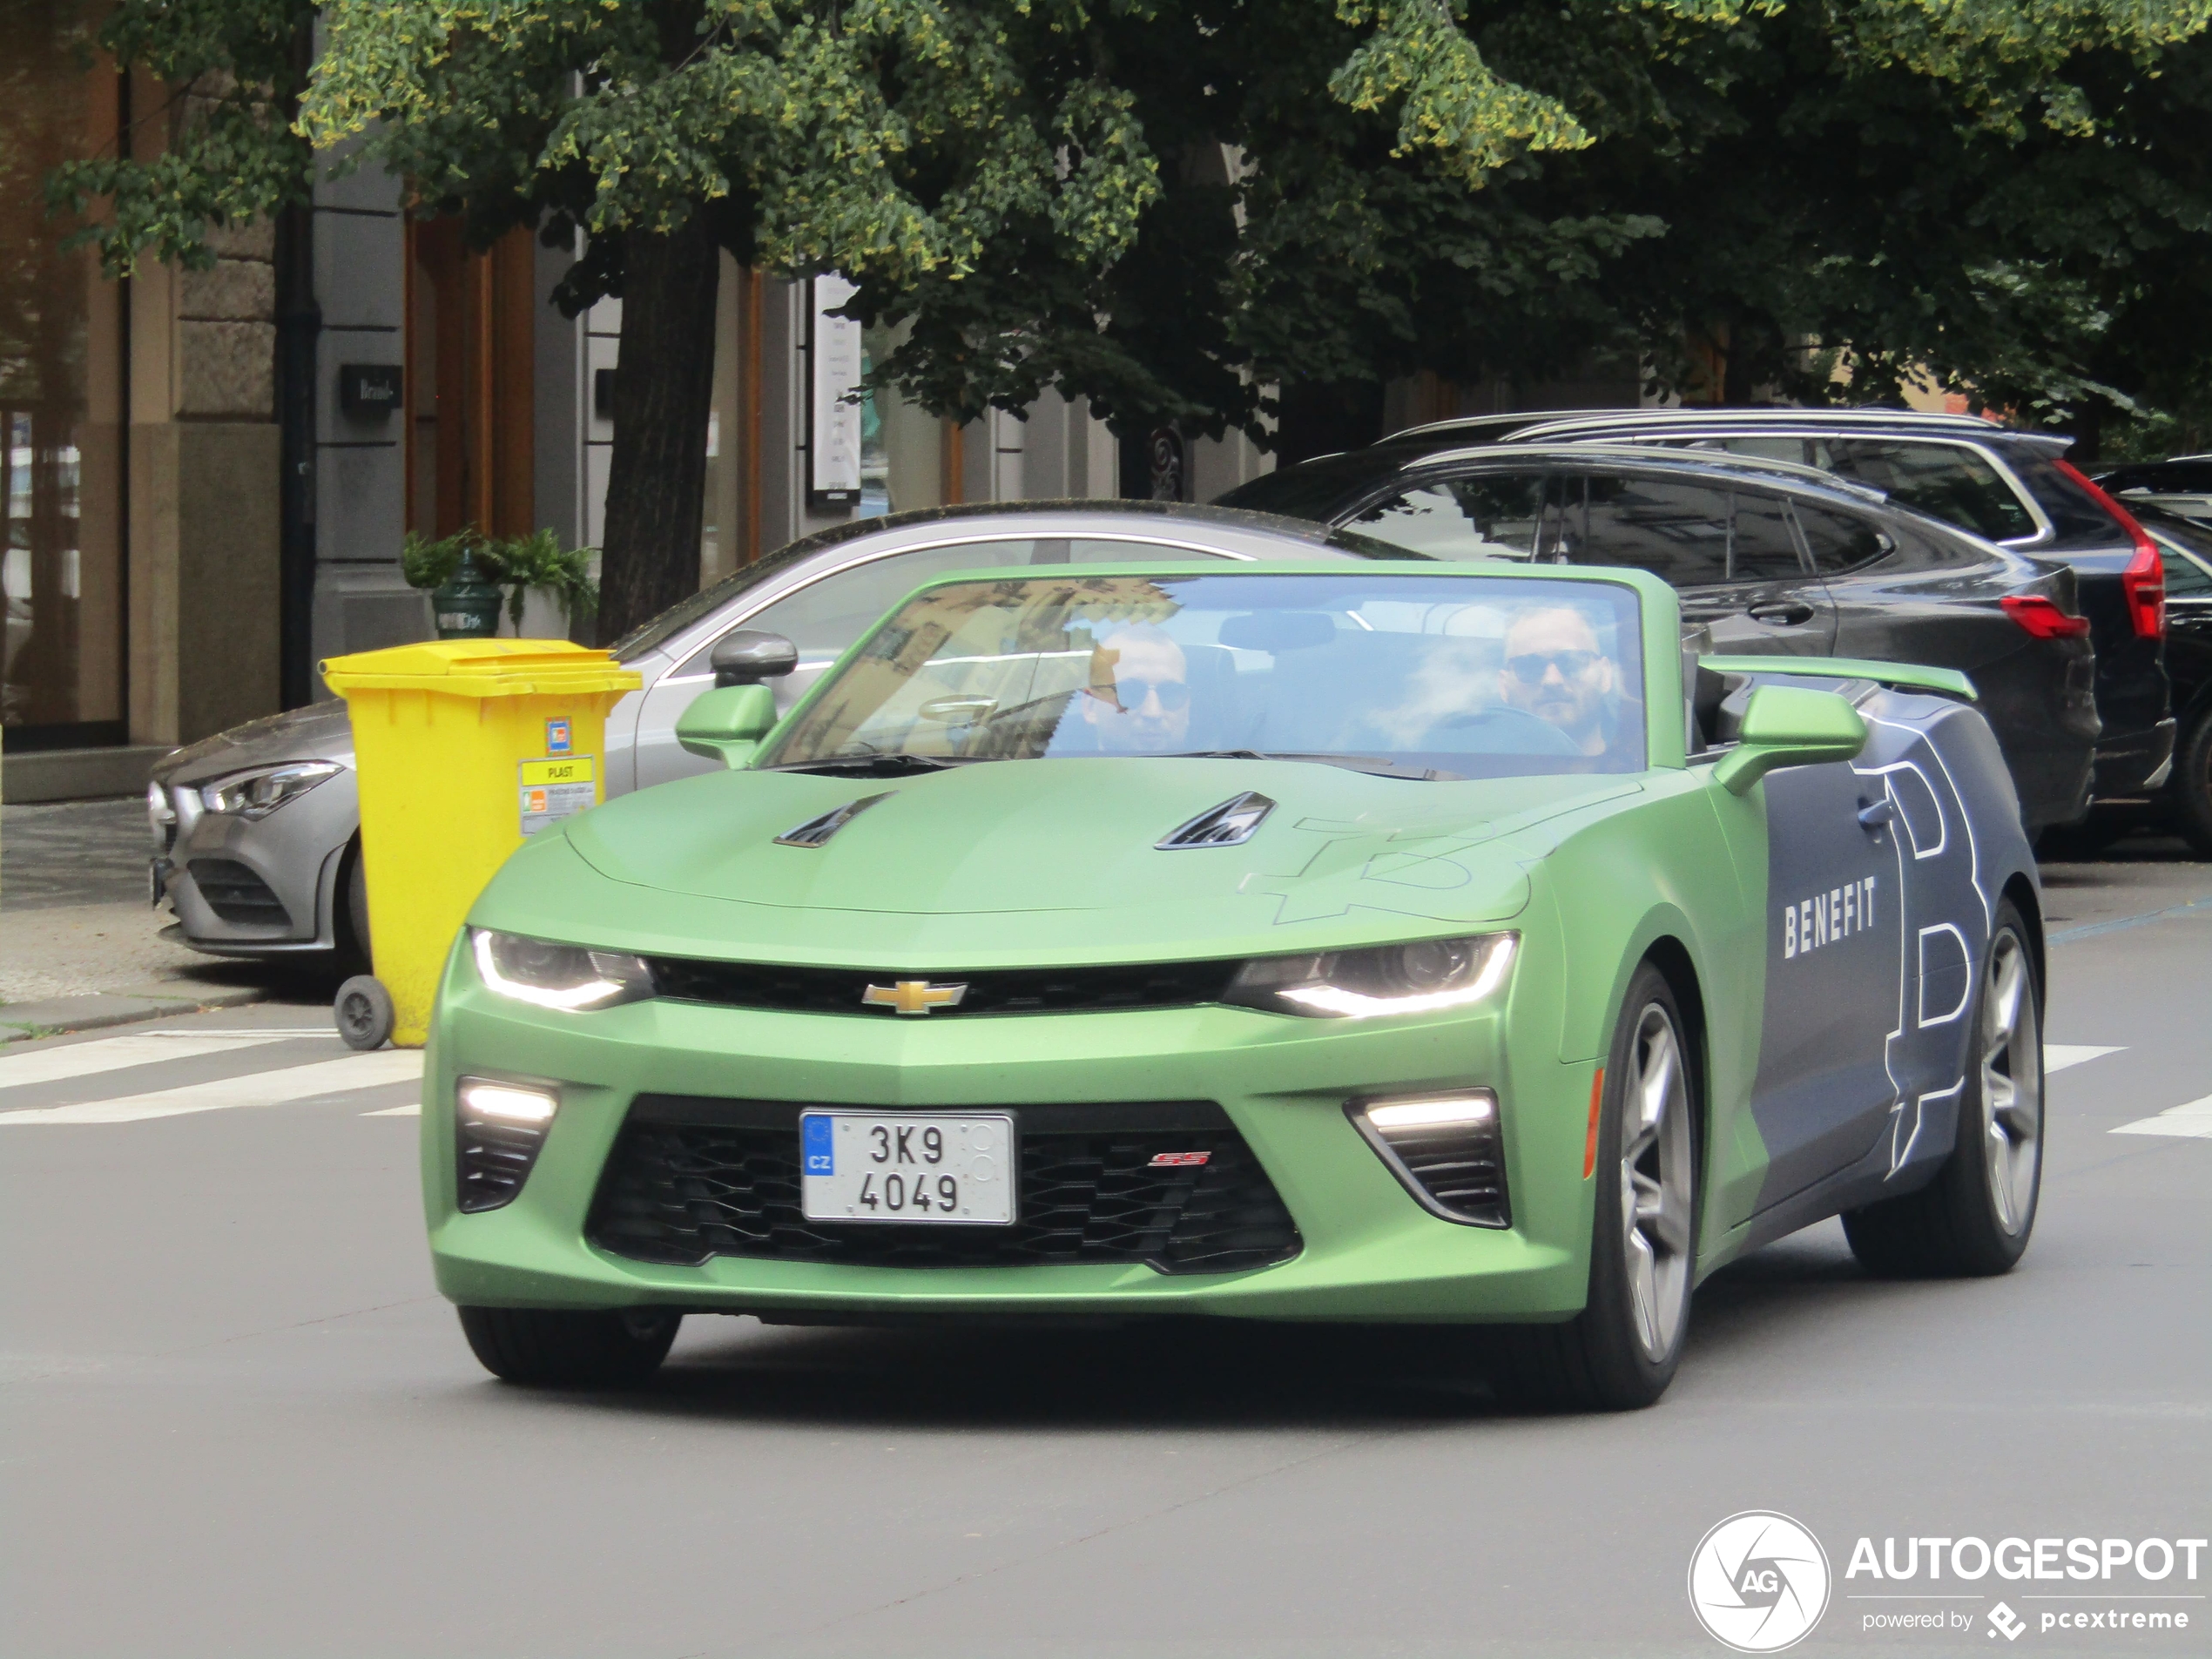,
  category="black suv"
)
[1278,408,2173,813]
[1220,440,2101,833]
